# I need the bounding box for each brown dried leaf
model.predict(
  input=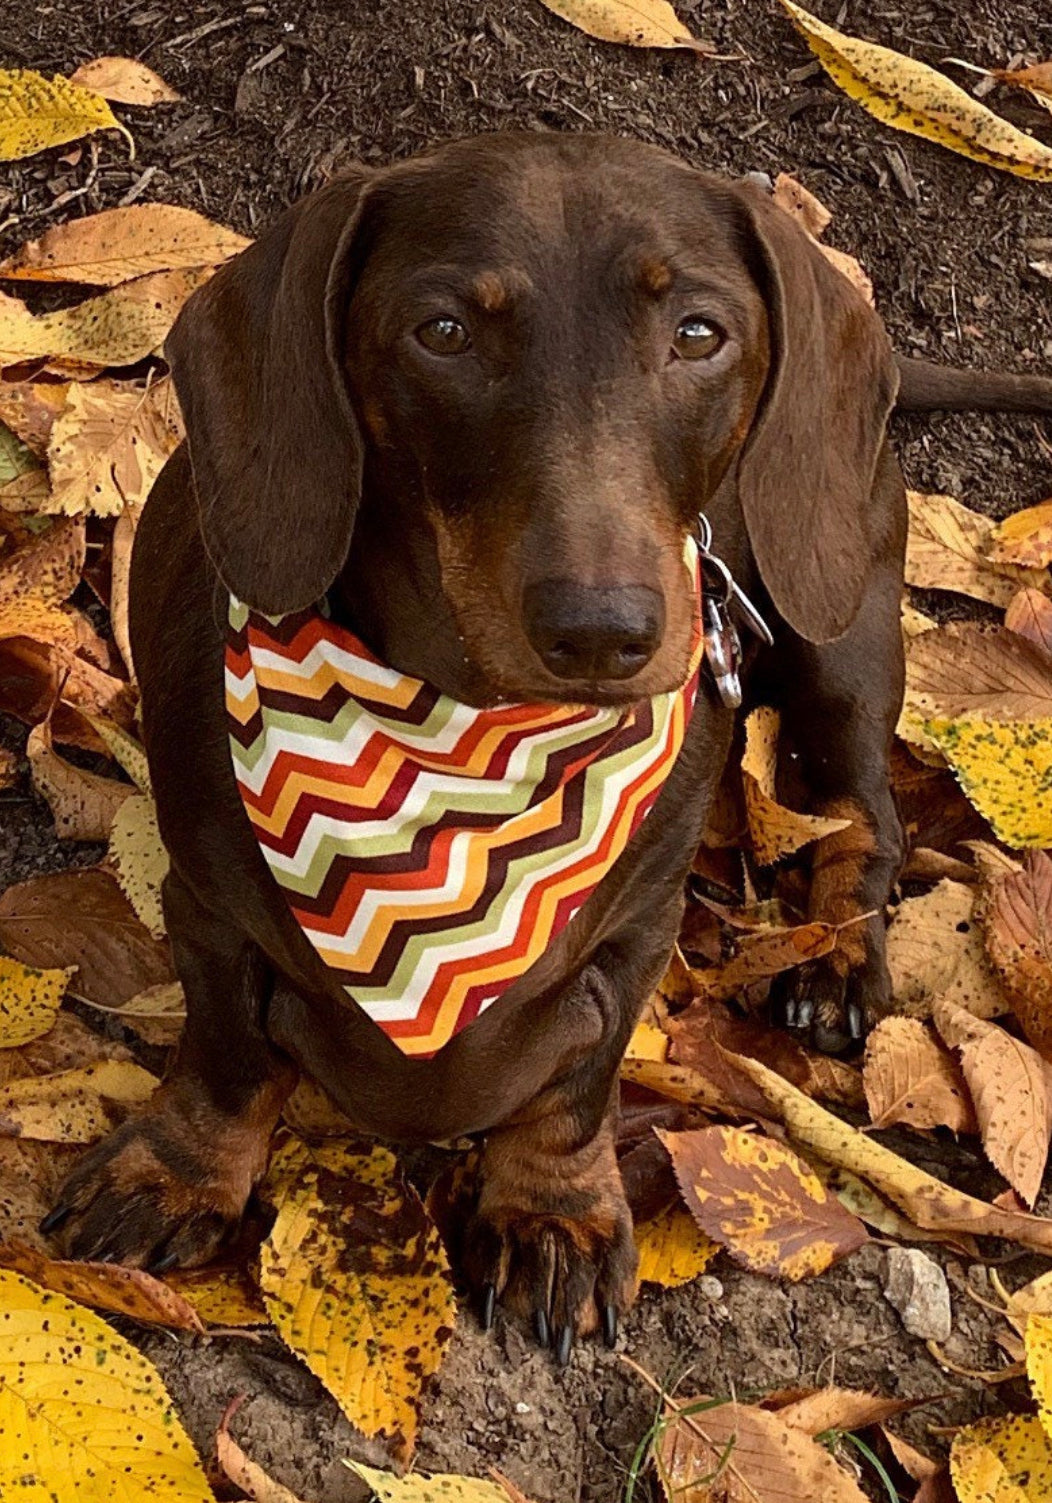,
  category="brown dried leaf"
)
[772,1386,916,1436]
[216,1405,306,1501]
[905,622,1052,721]
[990,498,1052,568]
[905,491,1047,607]
[0,516,83,603]
[0,379,69,455]
[0,205,247,287]
[1006,588,1052,657]
[110,500,141,678]
[690,920,840,1003]
[45,377,183,517]
[0,867,175,1007]
[27,718,133,840]
[994,61,1052,112]
[0,1239,203,1330]
[657,1393,868,1503]
[68,56,181,107]
[740,706,852,864]
[985,851,1052,1058]
[772,172,832,237]
[932,1000,1052,1205]
[659,1125,869,1281]
[863,1016,977,1132]
[886,879,1008,1020]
